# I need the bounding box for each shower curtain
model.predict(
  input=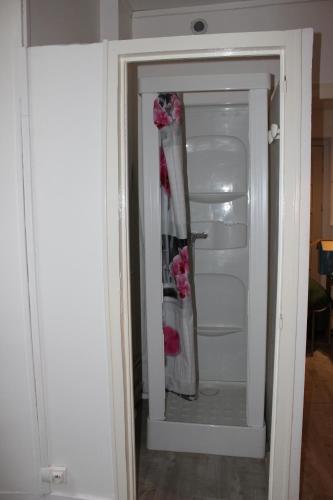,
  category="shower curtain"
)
[153,93,197,399]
